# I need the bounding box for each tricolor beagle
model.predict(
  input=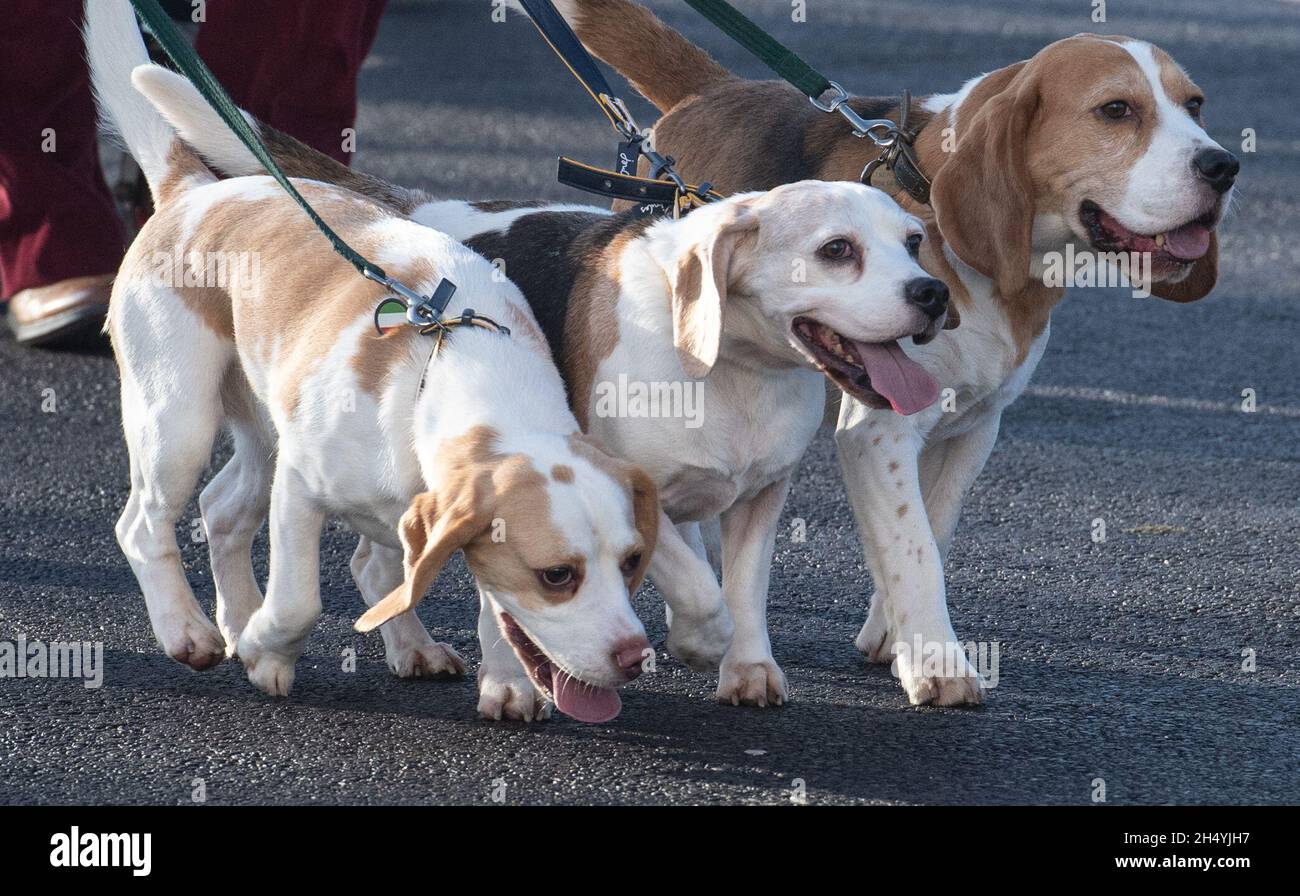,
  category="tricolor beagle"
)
[139,66,953,707]
[88,0,657,723]
[537,0,1237,705]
